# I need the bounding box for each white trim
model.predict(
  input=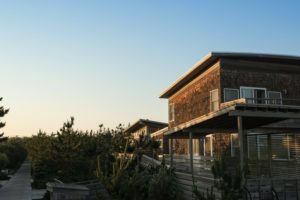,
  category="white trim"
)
[169,103,175,122]
[210,89,219,112]
[224,88,239,102]
[204,134,214,157]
